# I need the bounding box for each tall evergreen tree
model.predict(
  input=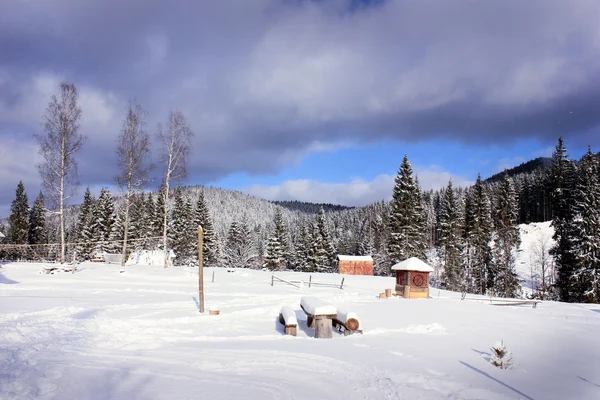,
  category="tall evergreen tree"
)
[295,224,315,271]
[193,190,217,266]
[8,181,30,245]
[154,187,166,239]
[388,155,427,269]
[75,187,95,260]
[265,208,288,270]
[470,175,494,294]
[224,218,256,268]
[28,191,47,246]
[439,181,464,291]
[549,137,579,302]
[575,147,600,302]
[493,174,521,298]
[91,188,115,253]
[168,190,195,265]
[311,207,335,272]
